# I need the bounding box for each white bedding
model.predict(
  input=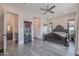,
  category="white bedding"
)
[54,32,67,37]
